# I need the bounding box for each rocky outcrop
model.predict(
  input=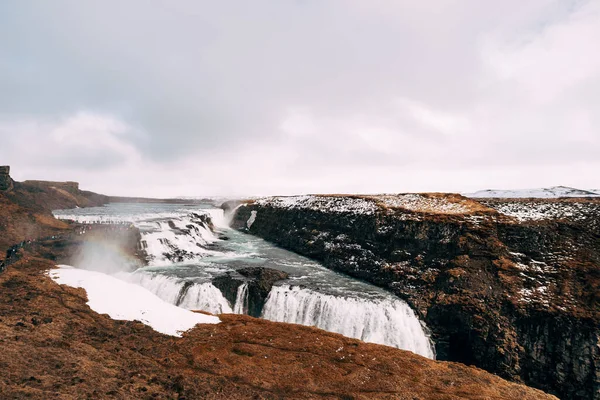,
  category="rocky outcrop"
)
[212,267,289,317]
[0,166,13,191]
[23,180,80,192]
[230,194,600,400]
